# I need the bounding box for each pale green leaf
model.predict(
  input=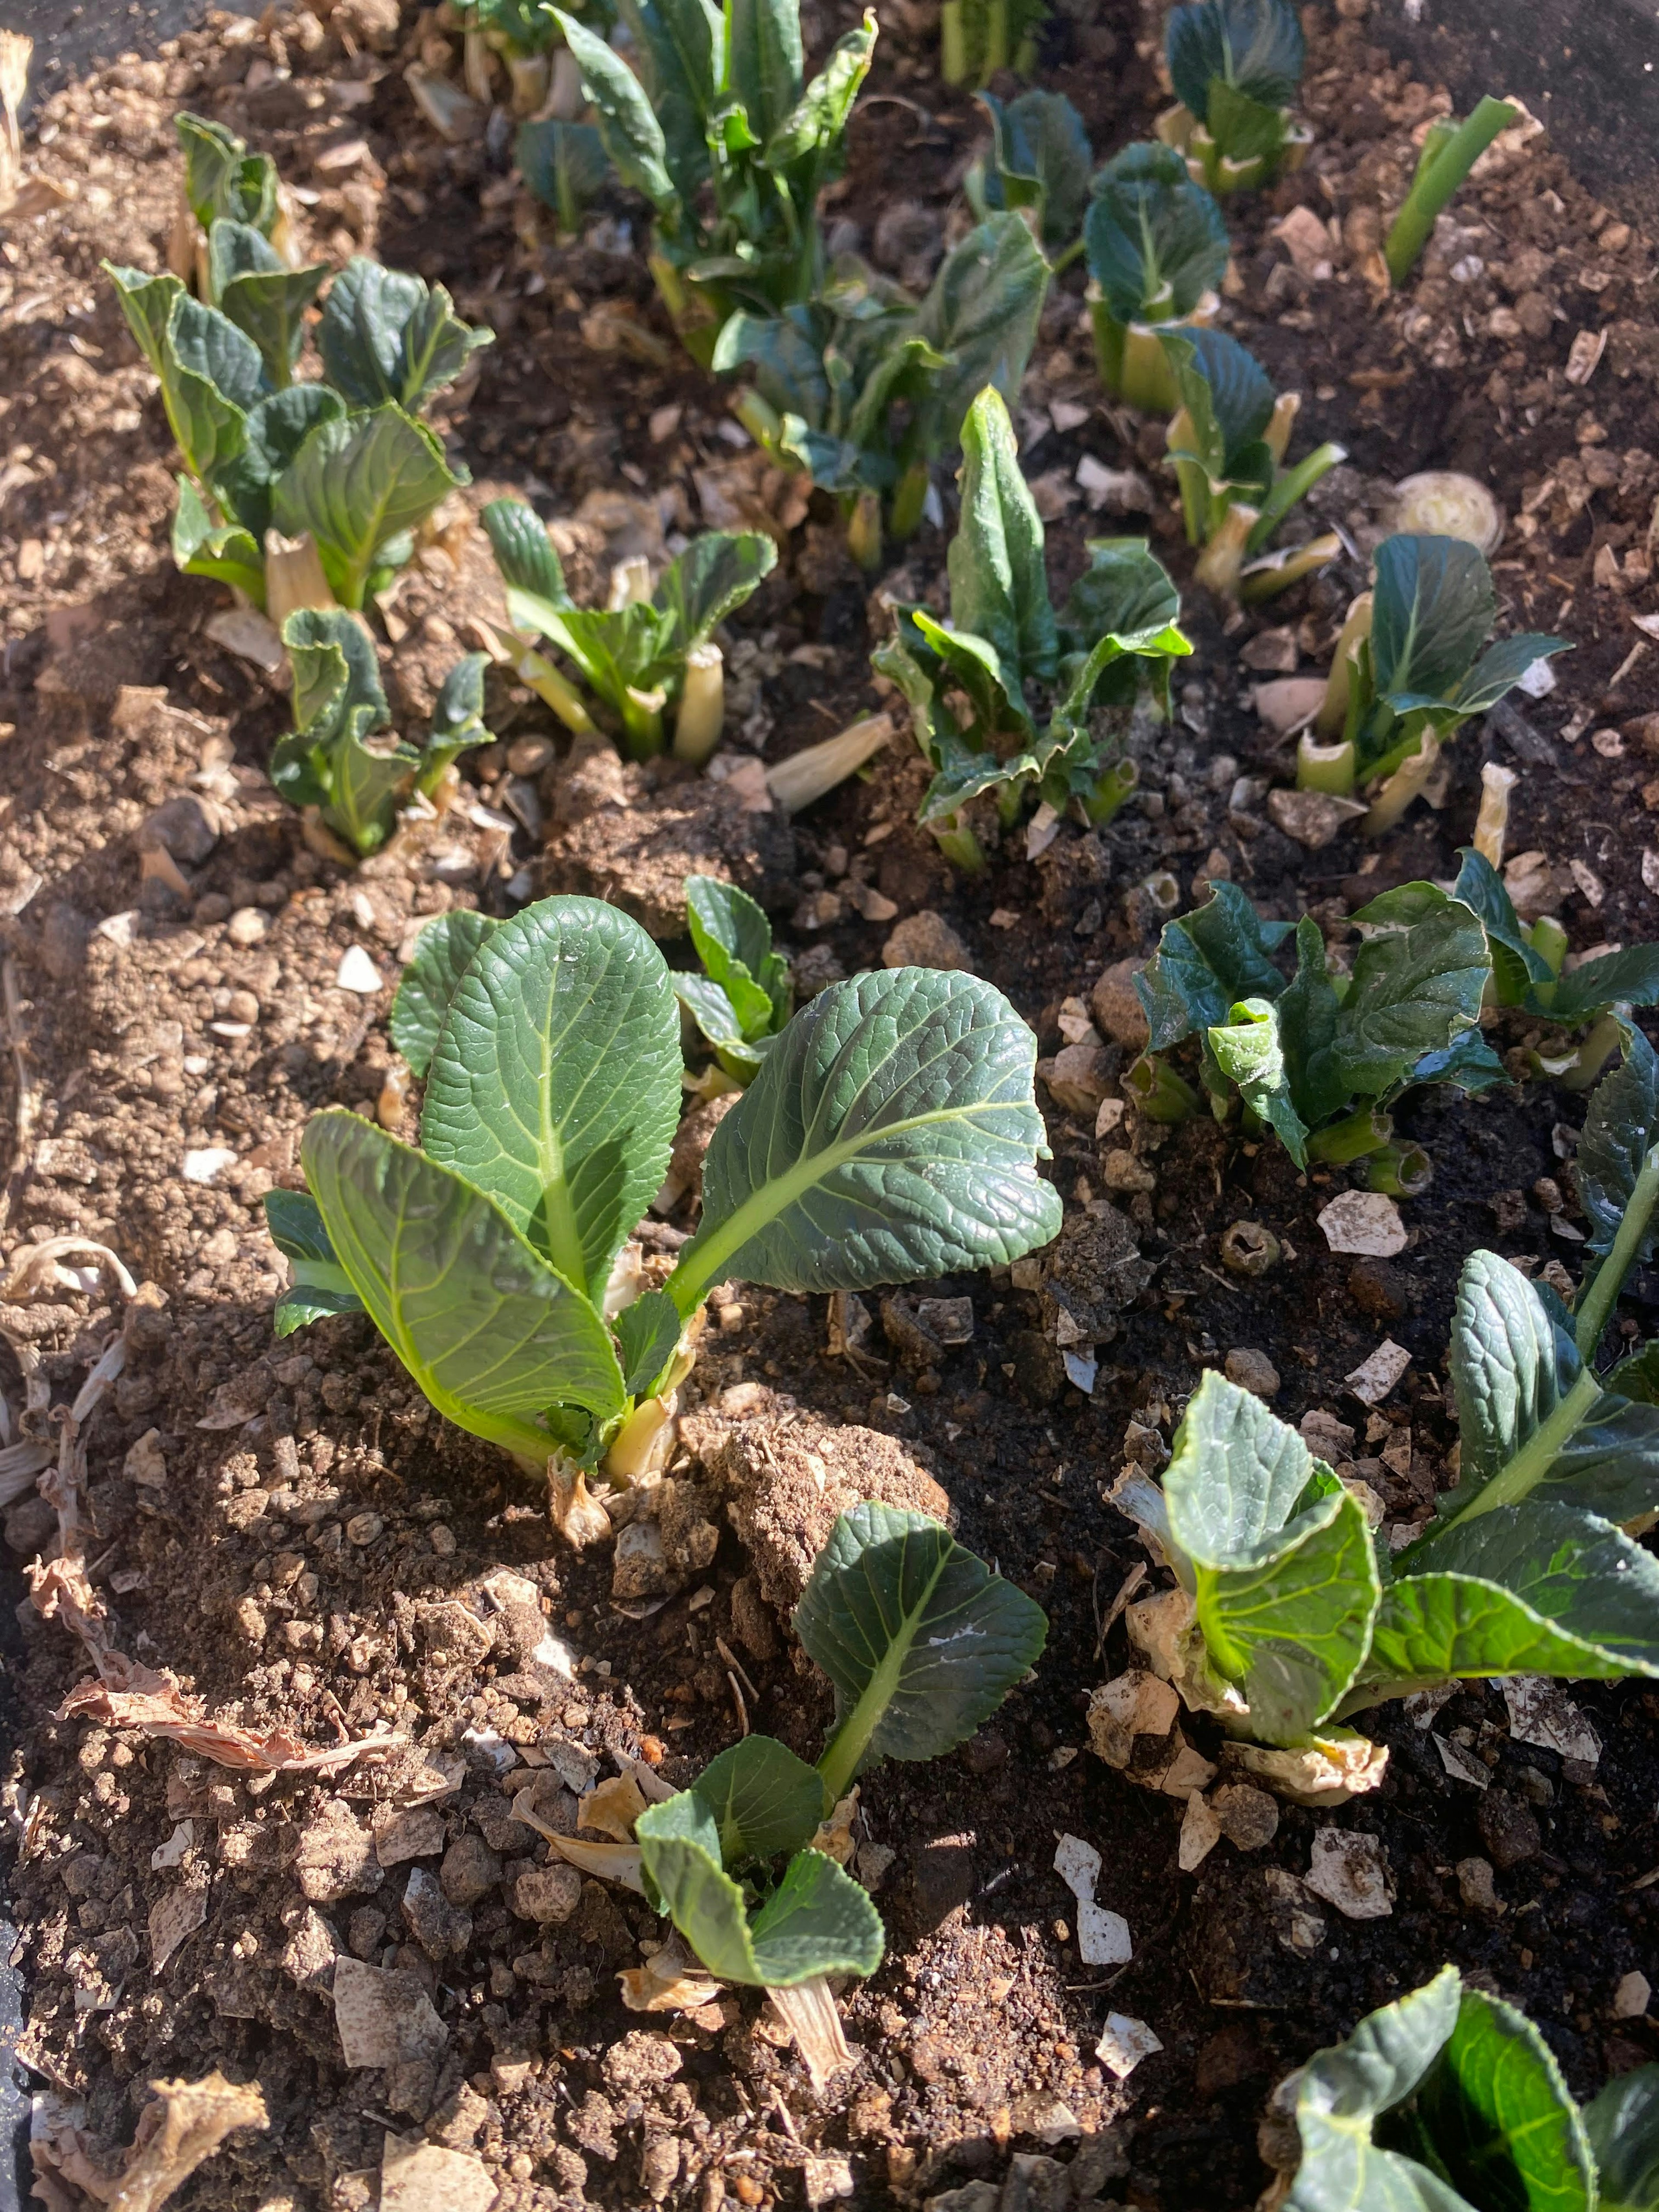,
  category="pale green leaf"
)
[271,404,460,608]
[1288,1965,1470,2212]
[390,911,499,1078]
[948,385,1059,704]
[317,257,493,413]
[264,1188,365,1337]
